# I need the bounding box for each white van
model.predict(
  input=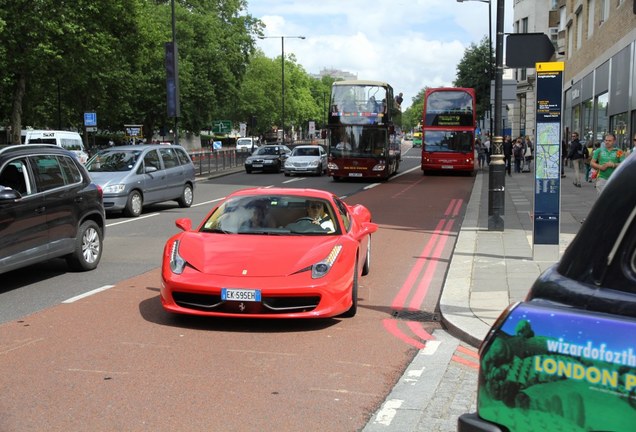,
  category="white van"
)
[236,137,259,152]
[23,130,89,164]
